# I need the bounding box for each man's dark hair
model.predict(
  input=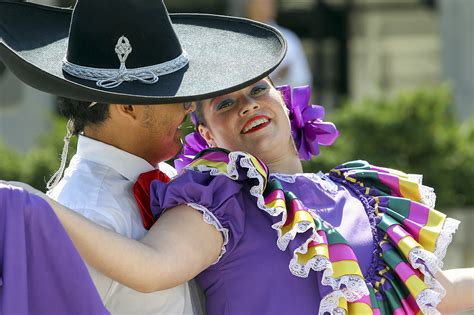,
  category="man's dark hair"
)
[57,97,110,135]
